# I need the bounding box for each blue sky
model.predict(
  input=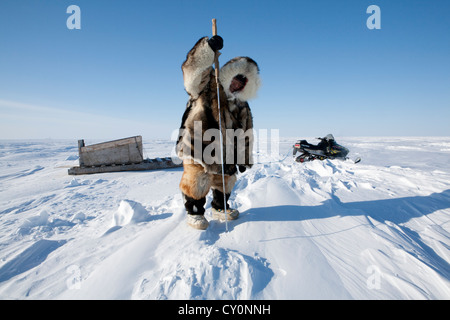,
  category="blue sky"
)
[0,0,449,139]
